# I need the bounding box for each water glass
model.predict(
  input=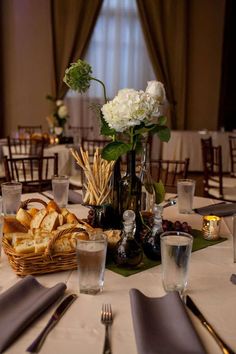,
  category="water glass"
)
[52,175,69,207]
[160,231,193,295]
[0,199,2,262]
[177,179,196,214]
[76,233,107,295]
[1,182,22,216]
